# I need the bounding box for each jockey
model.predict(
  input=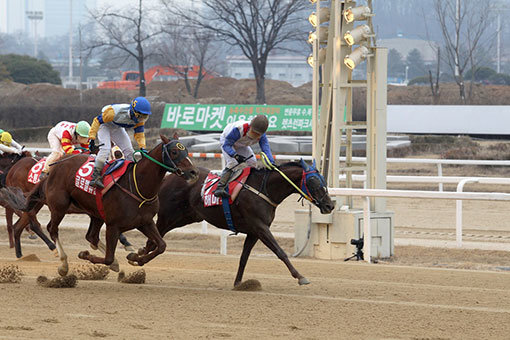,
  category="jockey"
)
[0,131,23,155]
[214,115,275,198]
[41,121,91,177]
[88,96,151,189]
